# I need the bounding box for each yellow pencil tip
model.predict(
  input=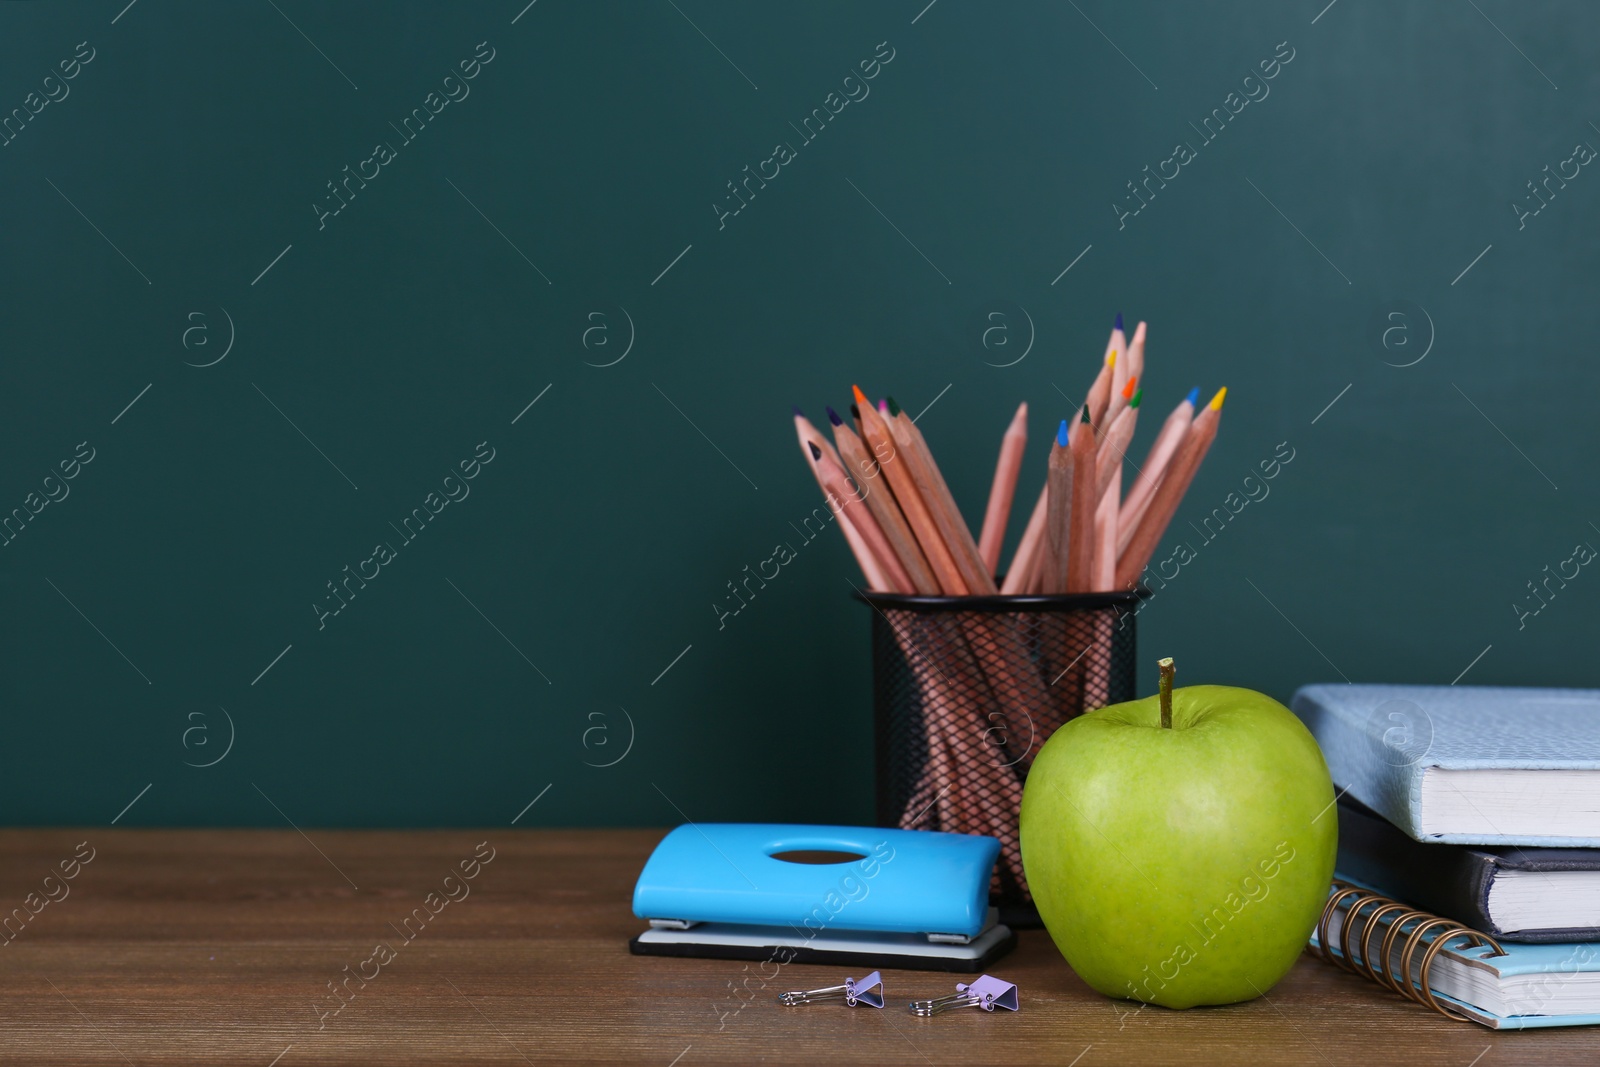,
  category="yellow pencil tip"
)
[1210,386,1227,411]
[1107,350,1117,367]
